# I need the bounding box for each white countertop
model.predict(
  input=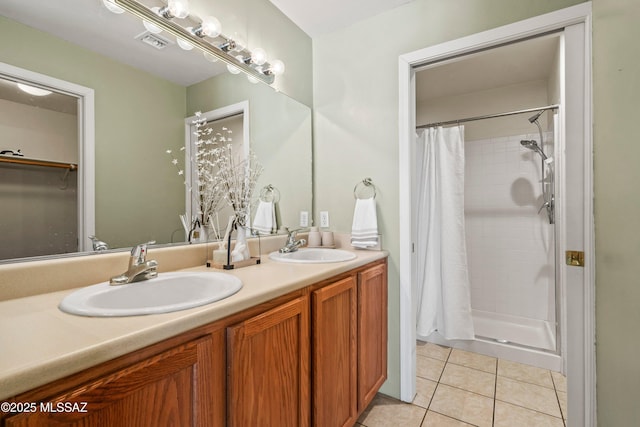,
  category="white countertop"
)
[0,248,387,400]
